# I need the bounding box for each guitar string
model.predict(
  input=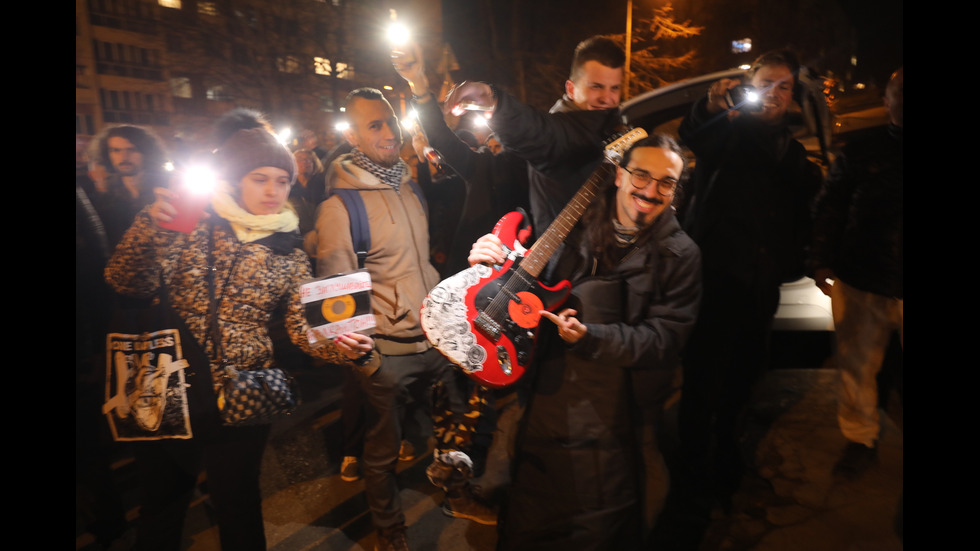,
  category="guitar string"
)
[483,162,614,317]
[459,132,639,372]
[481,163,615,322]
